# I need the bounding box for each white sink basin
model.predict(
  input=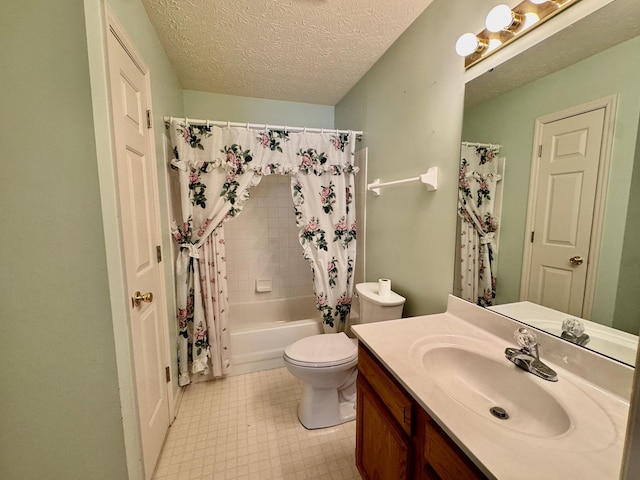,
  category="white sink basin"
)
[420,345,571,438]
[409,334,618,452]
